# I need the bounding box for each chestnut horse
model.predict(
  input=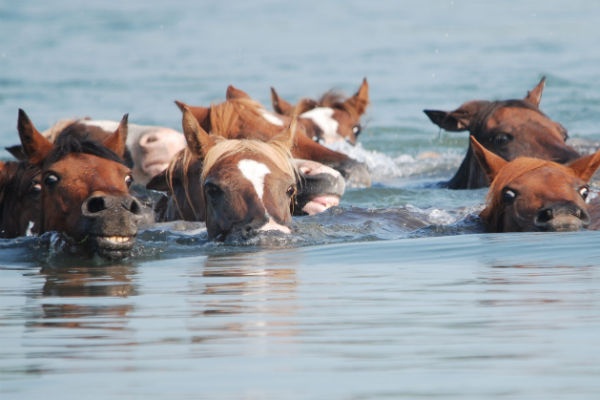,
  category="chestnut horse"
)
[178,85,371,187]
[270,78,369,145]
[151,103,298,241]
[16,109,143,259]
[424,77,580,189]
[0,160,41,237]
[471,136,600,232]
